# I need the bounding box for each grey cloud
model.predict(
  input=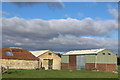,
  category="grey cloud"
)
[49,35,118,50]
[12,1,64,9]
[2,33,118,53]
[2,17,118,53]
